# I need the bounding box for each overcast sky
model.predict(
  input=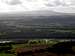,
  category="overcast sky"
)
[0,0,75,13]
